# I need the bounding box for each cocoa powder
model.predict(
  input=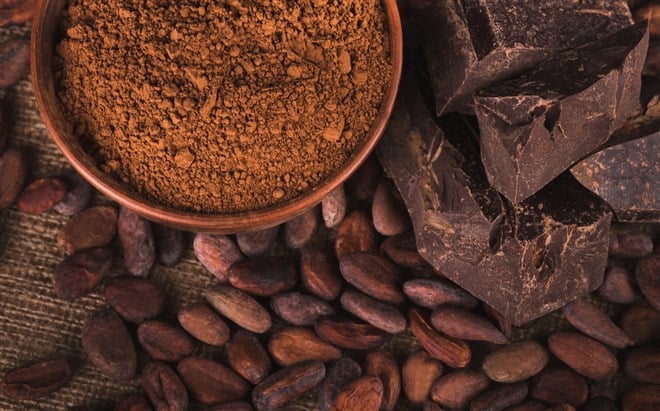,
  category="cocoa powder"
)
[55,0,391,213]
